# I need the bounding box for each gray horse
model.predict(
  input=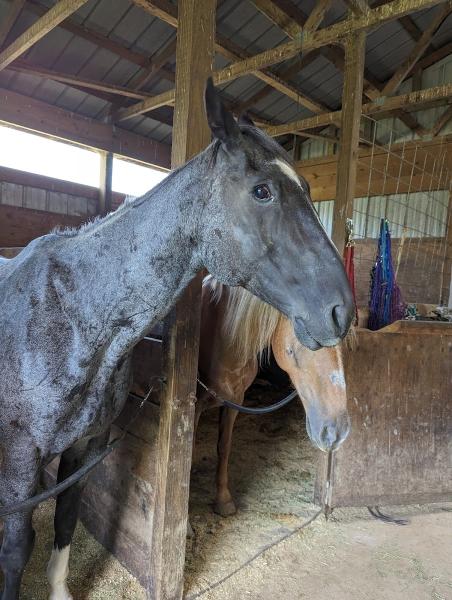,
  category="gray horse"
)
[0,79,353,600]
